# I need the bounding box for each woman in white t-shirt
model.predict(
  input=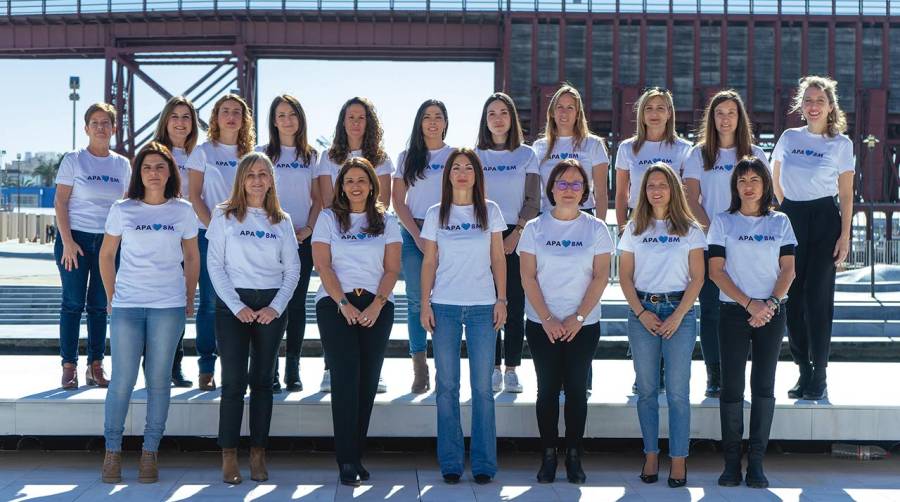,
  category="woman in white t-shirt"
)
[420,148,507,484]
[207,152,300,485]
[150,95,200,388]
[475,92,541,394]
[532,84,610,217]
[683,90,769,399]
[186,93,256,392]
[53,102,131,390]
[258,94,320,393]
[707,156,796,489]
[618,163,705,488]
[312,158,401,487]
[615,87,692,233]
[98,142,200,484]
[519,159,613,484]
[391,99,453,394]
[771,76,854,401]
